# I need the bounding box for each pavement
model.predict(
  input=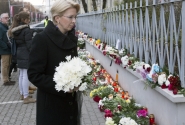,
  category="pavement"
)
[0,70,105,125]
